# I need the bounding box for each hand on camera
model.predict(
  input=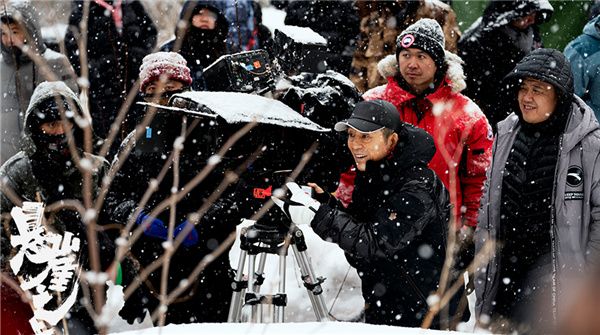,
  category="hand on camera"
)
[272,182,321,226]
